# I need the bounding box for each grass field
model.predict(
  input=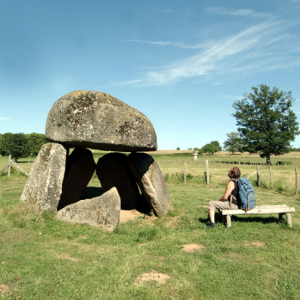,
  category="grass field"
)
[1,152,300,299]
